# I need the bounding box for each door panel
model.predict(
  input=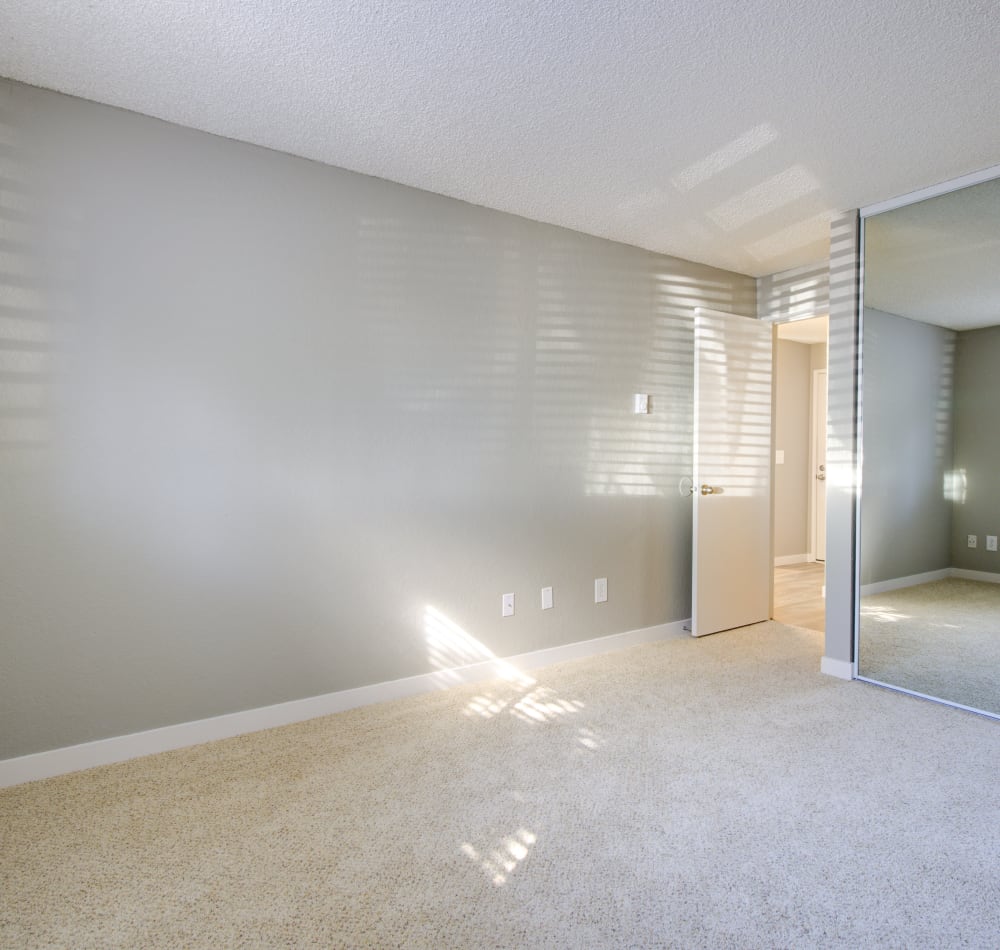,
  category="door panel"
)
[692,309,773,637]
